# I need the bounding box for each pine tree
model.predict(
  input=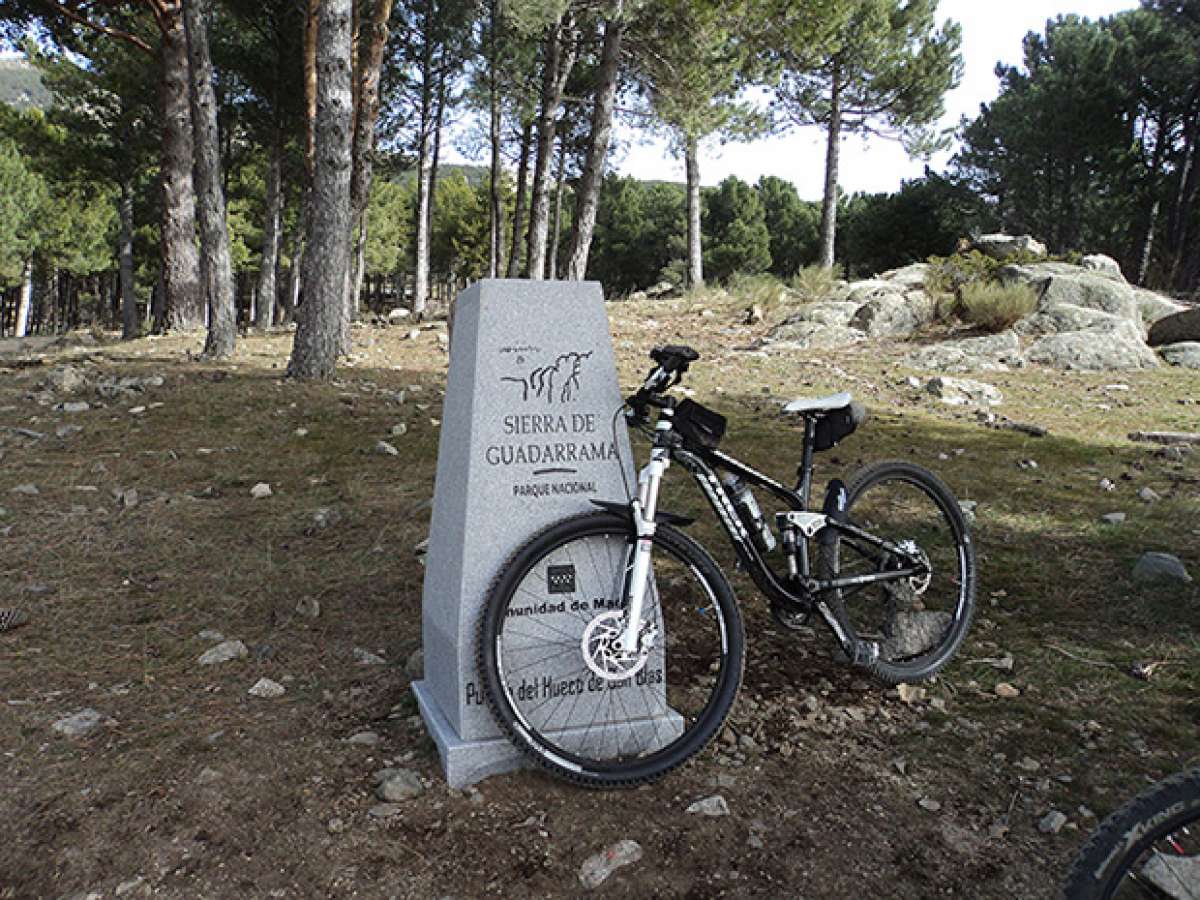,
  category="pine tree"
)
[702,176,770,281]
[630,0,770,288]
[287,0,353,379]
[773,0,961,269]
